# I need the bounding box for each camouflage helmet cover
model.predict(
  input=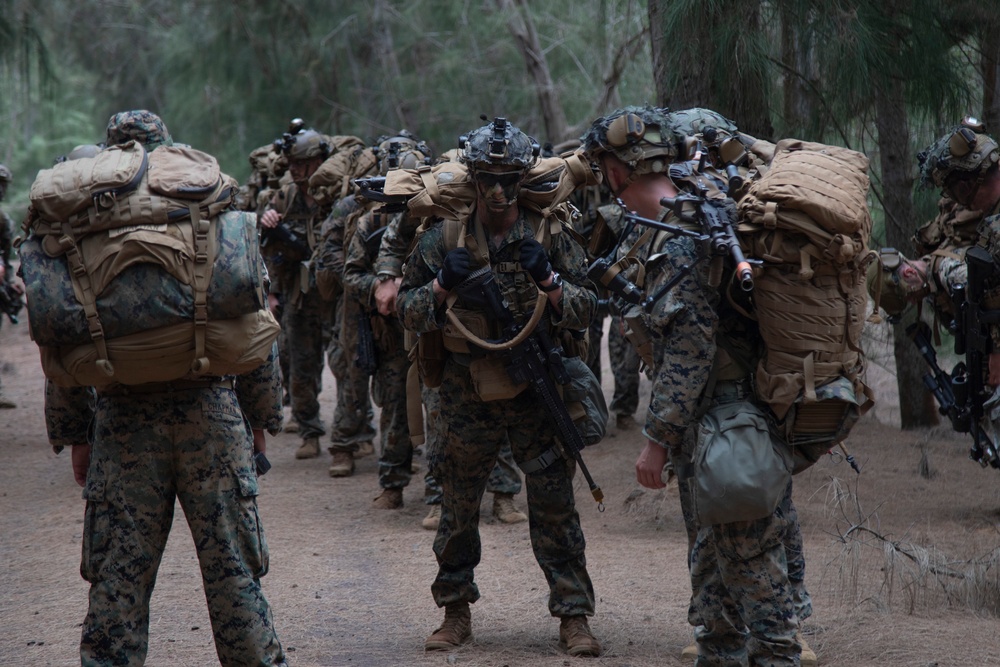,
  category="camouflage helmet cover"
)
[580,105,679,172]
[282,129,331,162]
[460,117,539,171]
[375,130,432,175]
[917,118,1000,189]
[0,163,10,182]
[106,110,174,151]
